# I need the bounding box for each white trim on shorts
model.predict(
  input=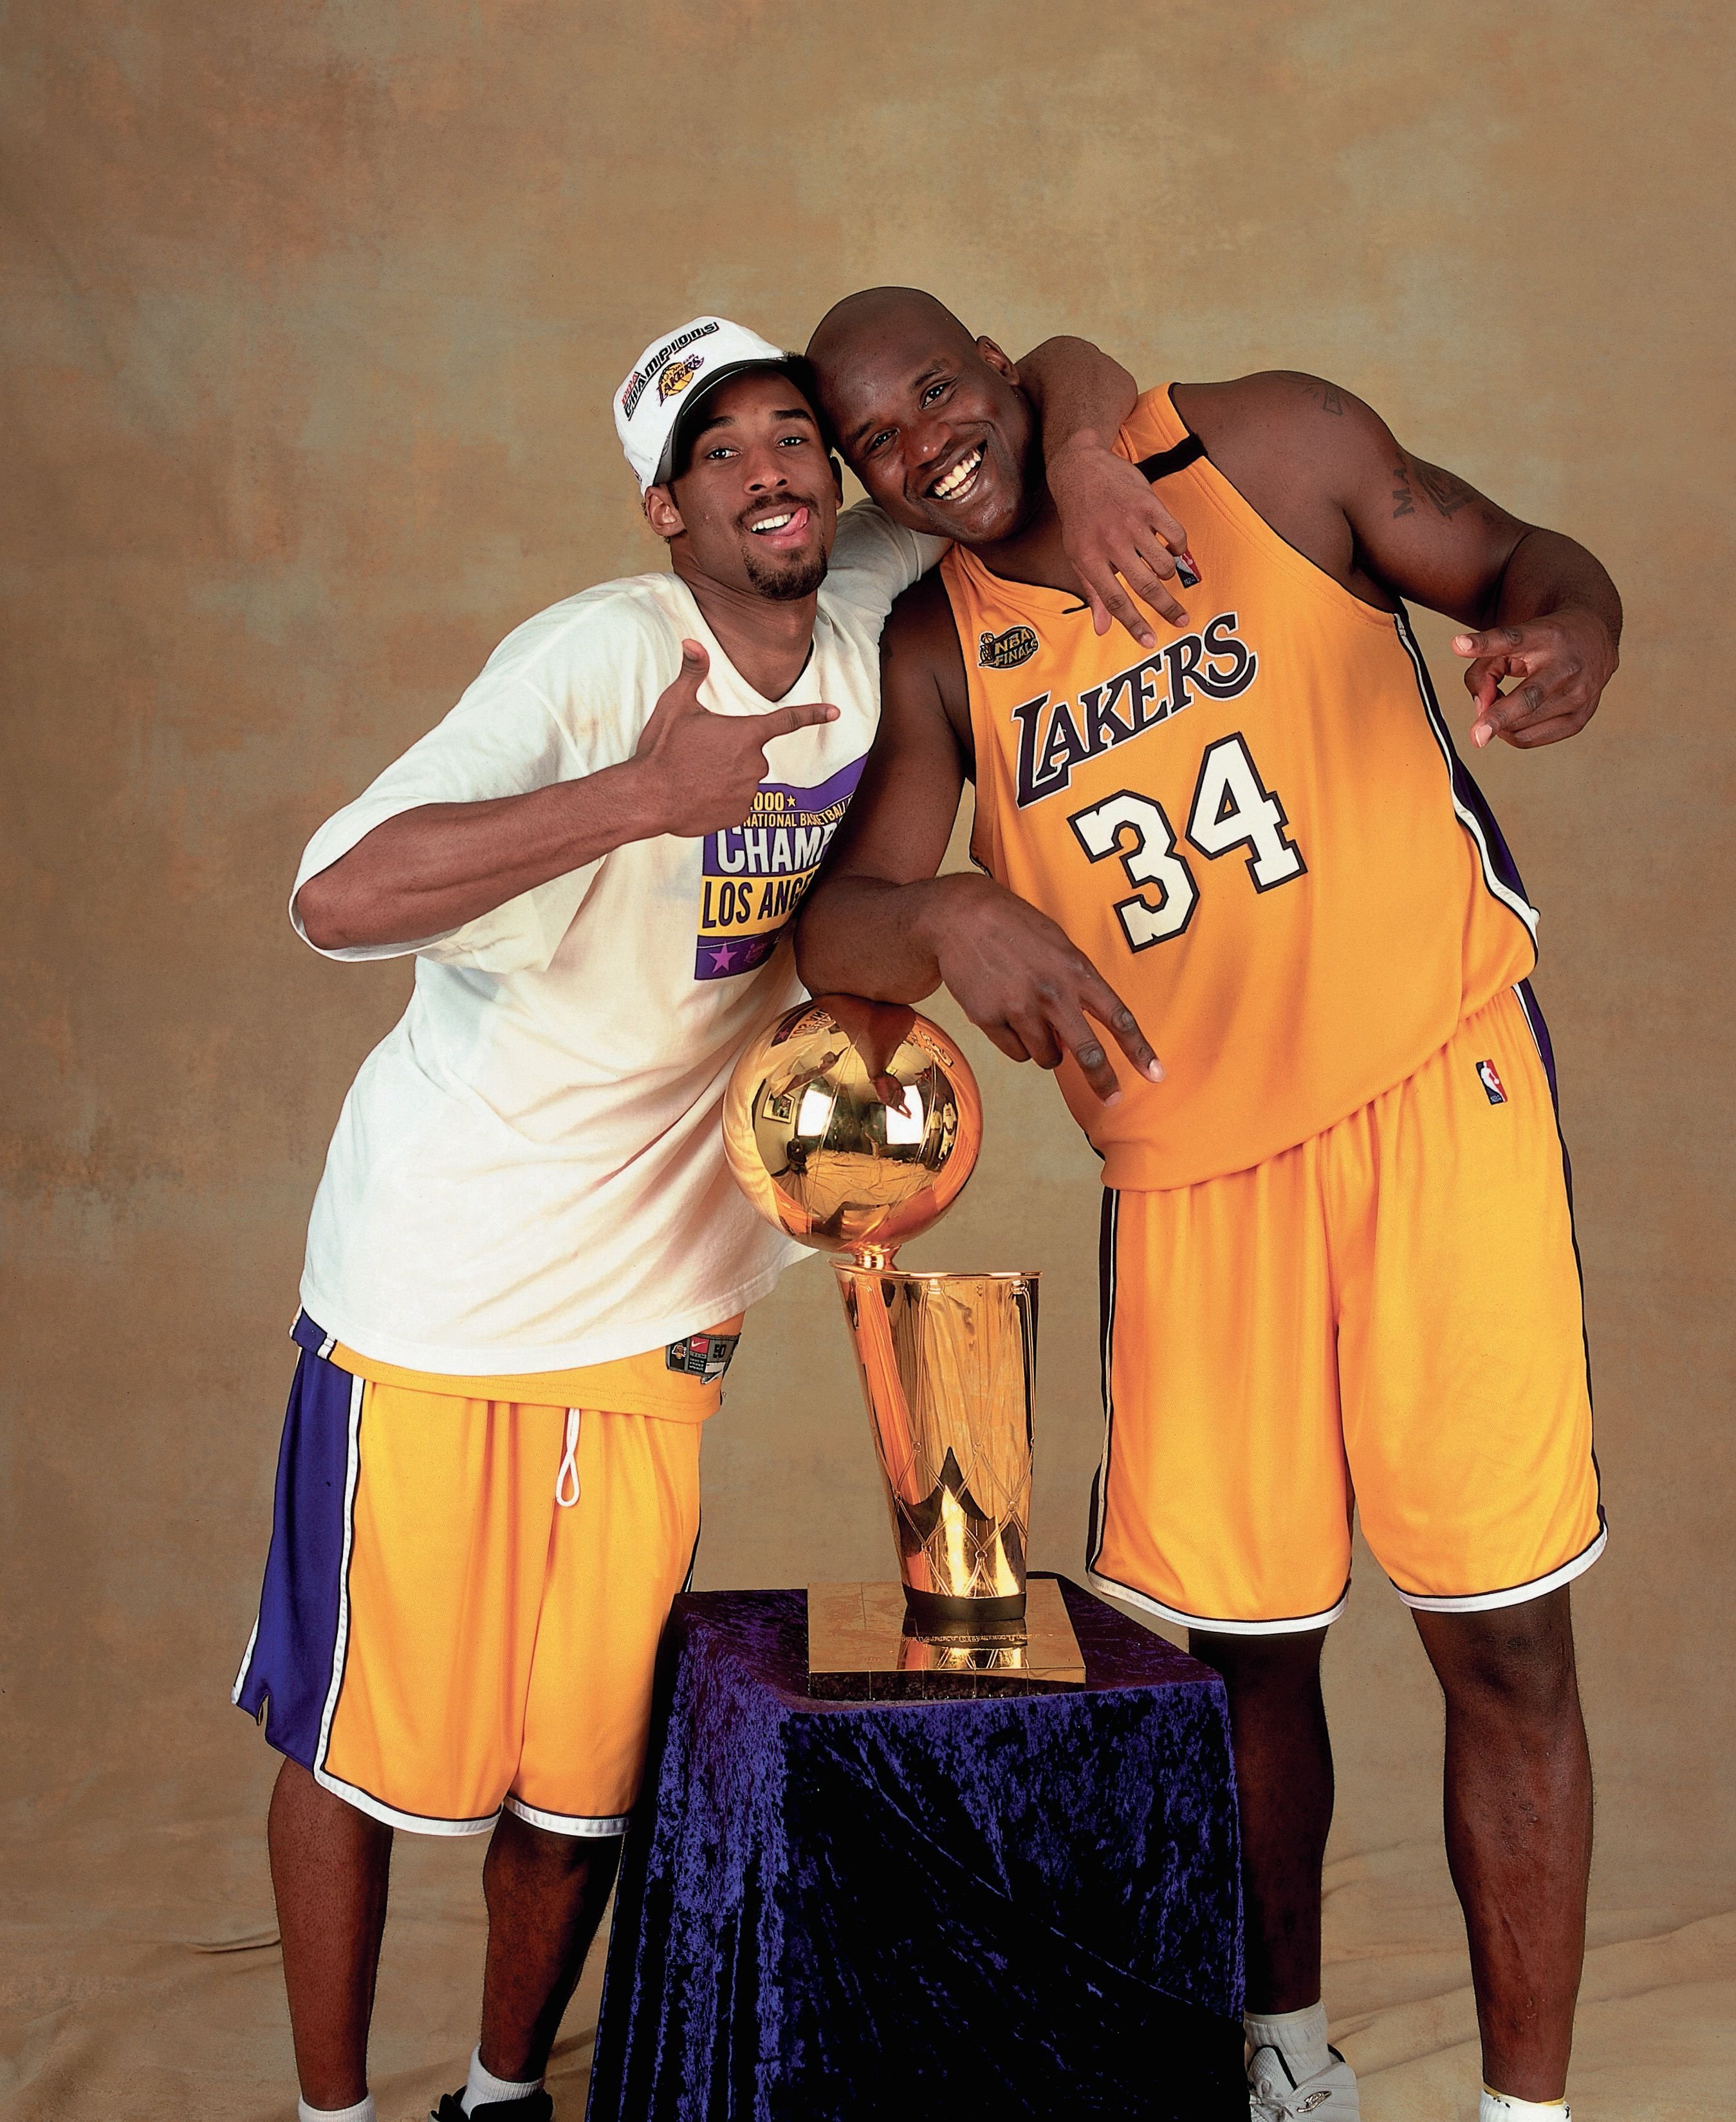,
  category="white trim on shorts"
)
[311,1371,367,1783]
[315,1764,500,1837]
[230,1615,261,1704]
[1395,1517,1607,1614]
[1085,1564,1351,1637]
[503,1794,631,1839]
